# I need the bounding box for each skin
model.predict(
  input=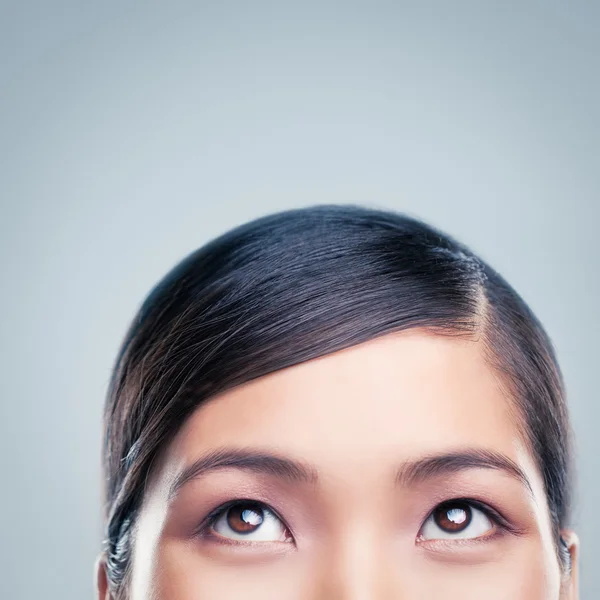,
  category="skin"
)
[97,329,579,599]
